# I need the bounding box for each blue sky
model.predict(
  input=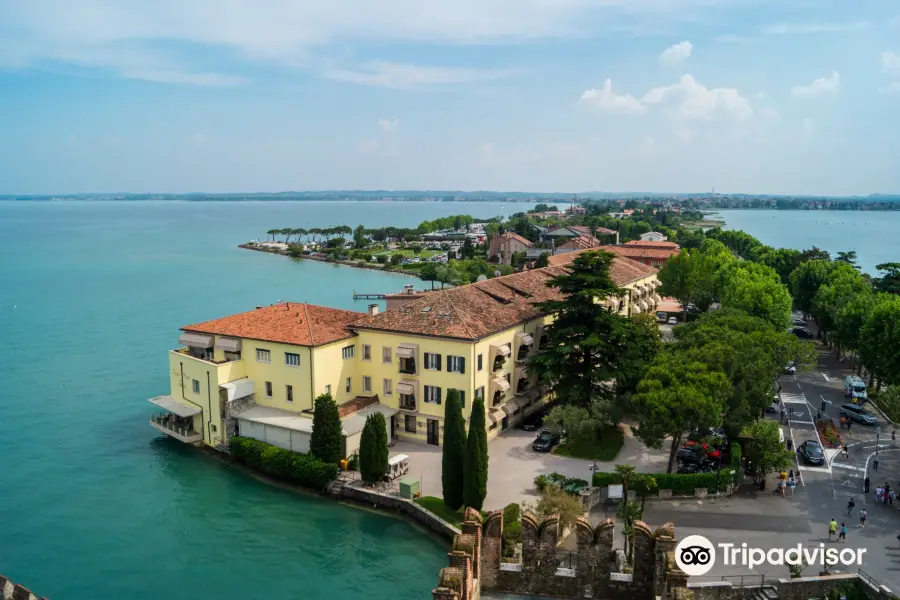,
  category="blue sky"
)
[1,0,898,195]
